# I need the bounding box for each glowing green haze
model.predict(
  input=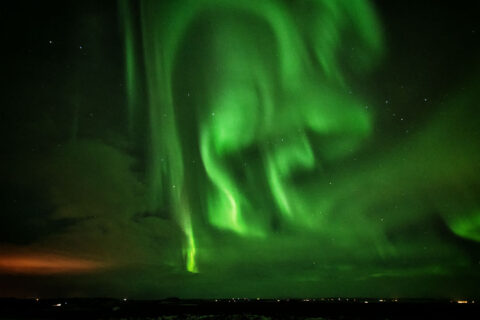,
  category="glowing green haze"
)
[120,0,383,273]
[118,0,480,295]
[4,0,480,300]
